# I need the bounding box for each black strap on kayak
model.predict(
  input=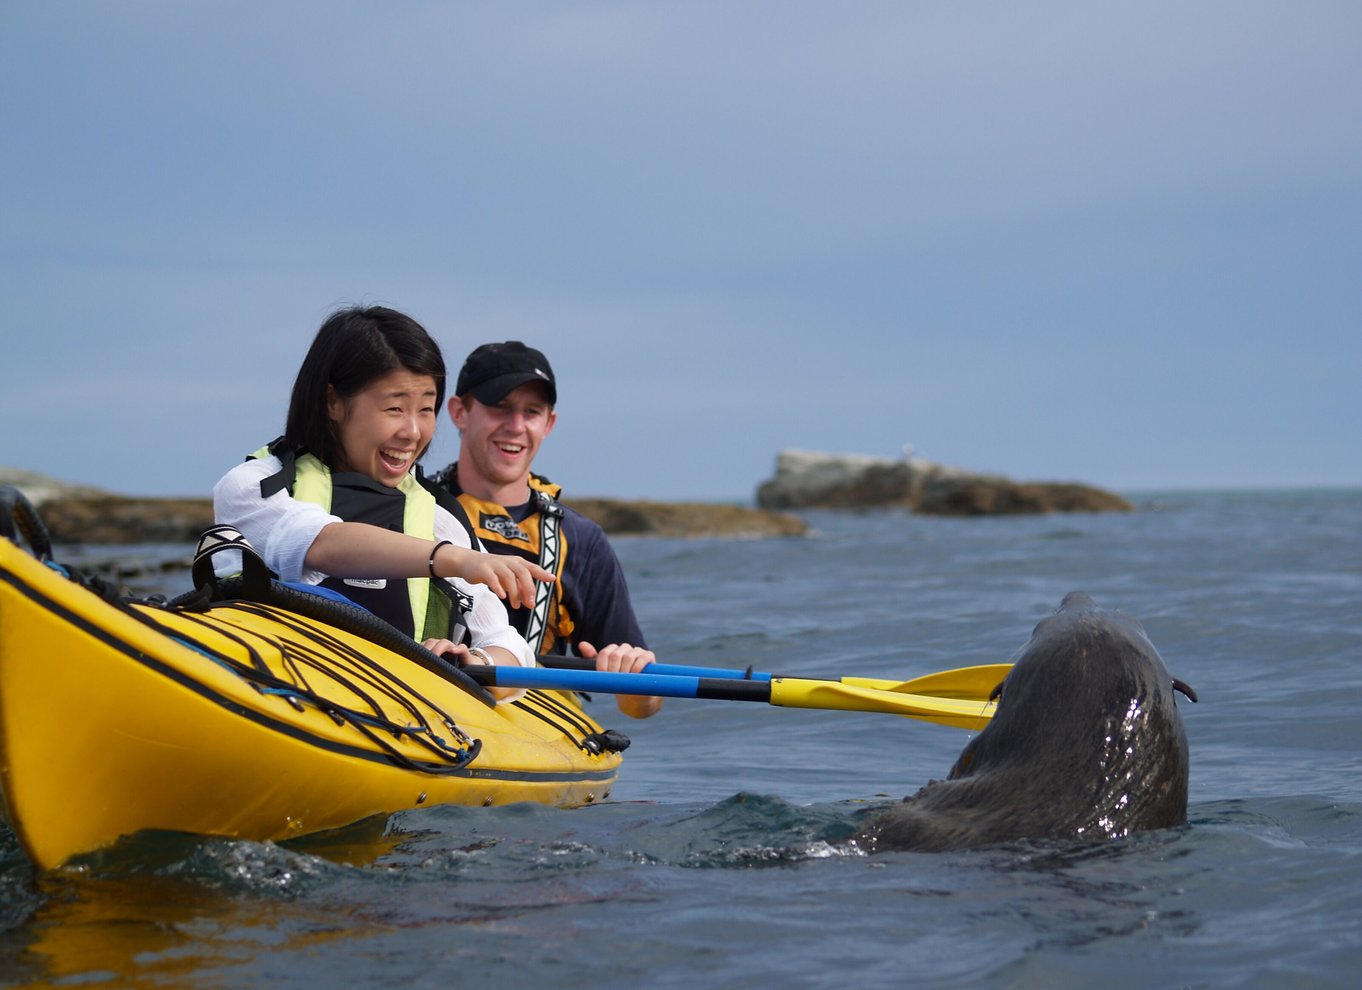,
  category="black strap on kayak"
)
[0,485,54,561]
[510,691,631,754]
[181,524,496,707]
[135,600,484,772]
[140,538,490,768]
[191,524,276,600]
[228,601,485,766]
[581,729,631,755]
[0,490,134,605]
